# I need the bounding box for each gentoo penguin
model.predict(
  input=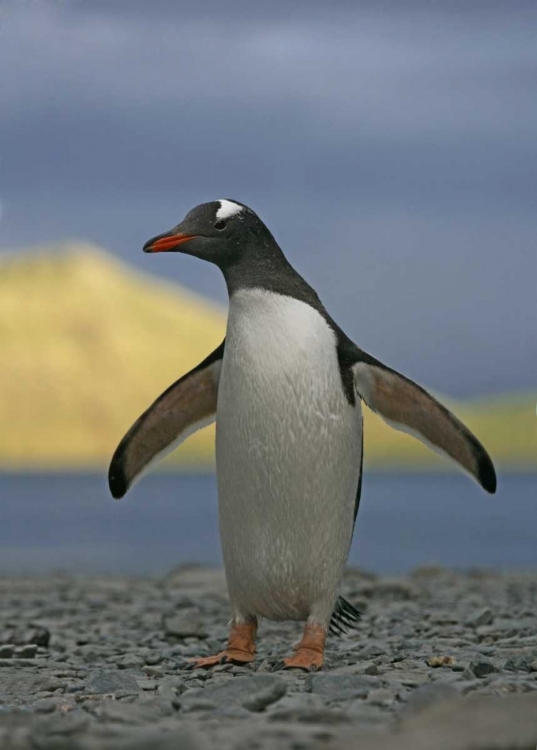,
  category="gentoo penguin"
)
[109,199,496,671]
